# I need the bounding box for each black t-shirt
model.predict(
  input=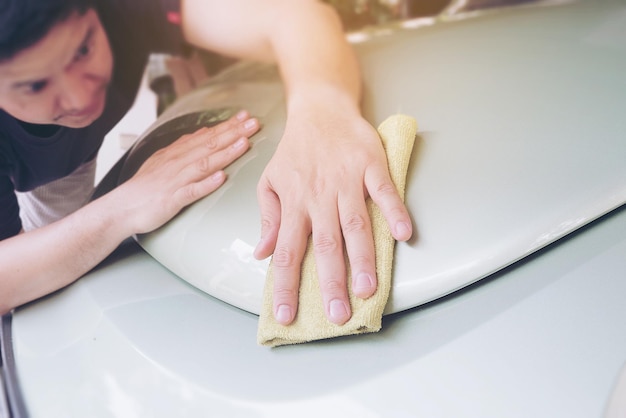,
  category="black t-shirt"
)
[0,0,188,239]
